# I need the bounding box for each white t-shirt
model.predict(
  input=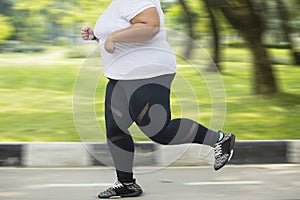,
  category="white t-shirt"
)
[94,0,177,80]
